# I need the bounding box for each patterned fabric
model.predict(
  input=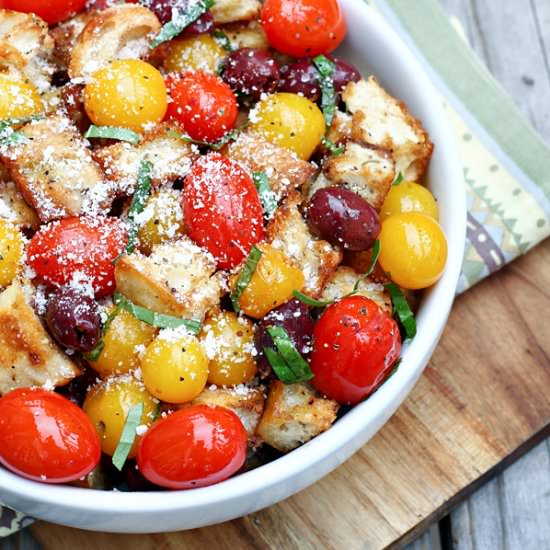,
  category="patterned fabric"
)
[3,0,550,538]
